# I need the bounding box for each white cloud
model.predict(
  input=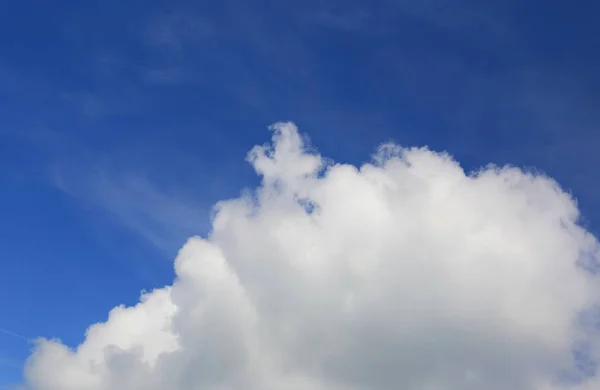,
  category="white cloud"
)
[24,123,600,389]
